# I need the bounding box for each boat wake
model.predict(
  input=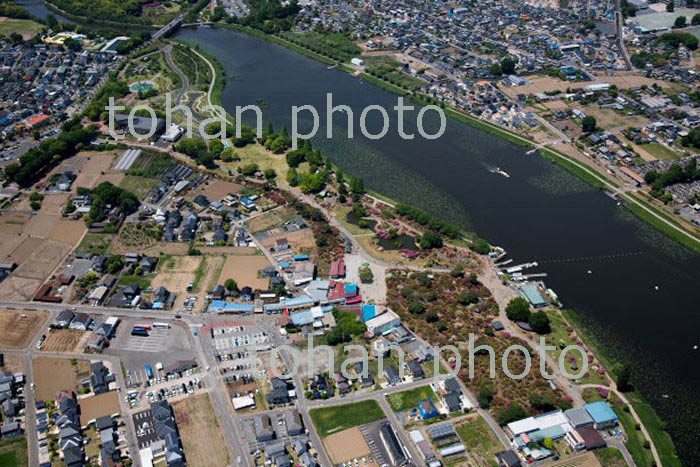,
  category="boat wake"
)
[482,162,510,178]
